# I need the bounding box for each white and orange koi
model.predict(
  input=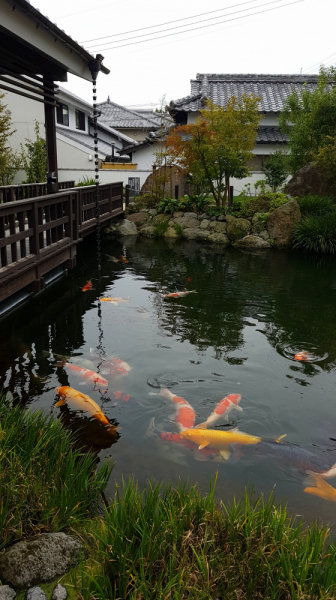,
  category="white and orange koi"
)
[195,394,242,428]
[100,297,129,305]
[164,290,197,299]
[62,362,108,387]
[55,386,117,435]
[150,387,195,432]
[294,351,314,362]
[304,472,336,502]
